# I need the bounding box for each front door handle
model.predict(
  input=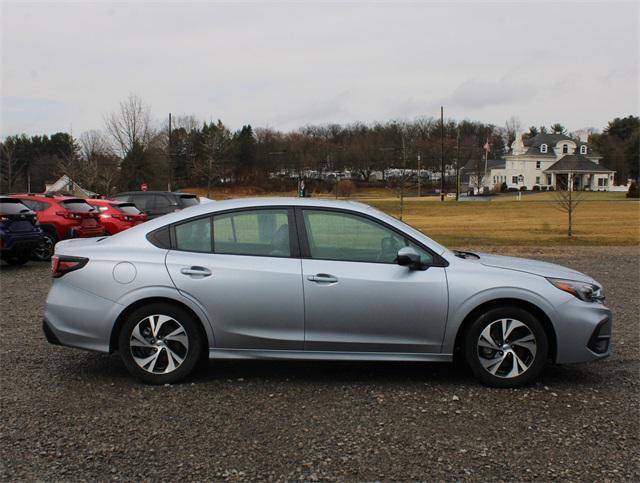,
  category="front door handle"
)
[180,266,212,277]
[307,273,338,283]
